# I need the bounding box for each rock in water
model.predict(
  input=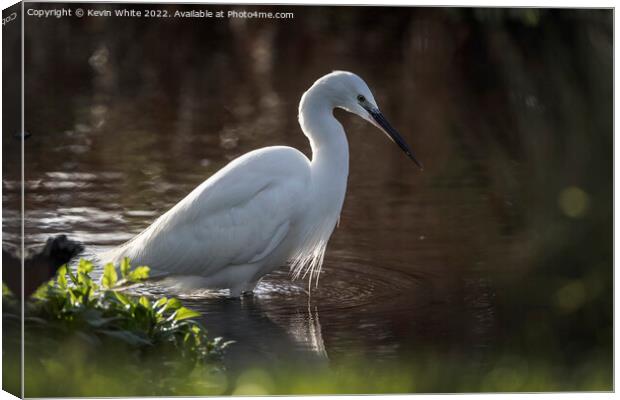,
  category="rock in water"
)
[3,235,83,297]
